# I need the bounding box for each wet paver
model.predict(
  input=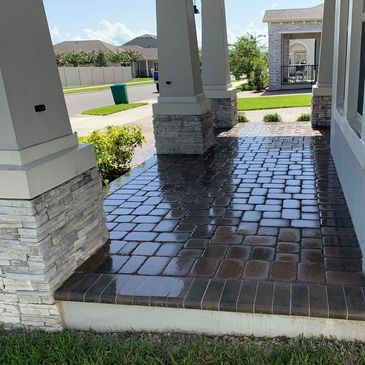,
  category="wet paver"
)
[56,122,365,321]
